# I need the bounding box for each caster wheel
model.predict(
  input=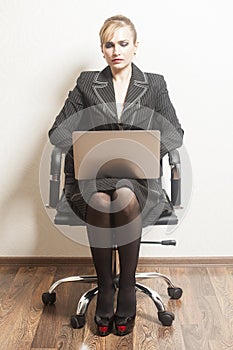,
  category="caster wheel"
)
[71,314,86,329]
[42,292,56,305]
[158,311,175,326]
[167,287,183,299]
